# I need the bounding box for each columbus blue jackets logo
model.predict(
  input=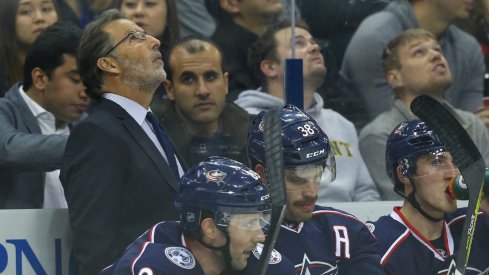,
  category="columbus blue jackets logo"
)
[165,247,196,269]
[252,243,282,264]
[205,169,227,183]
[393,122,407,135]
